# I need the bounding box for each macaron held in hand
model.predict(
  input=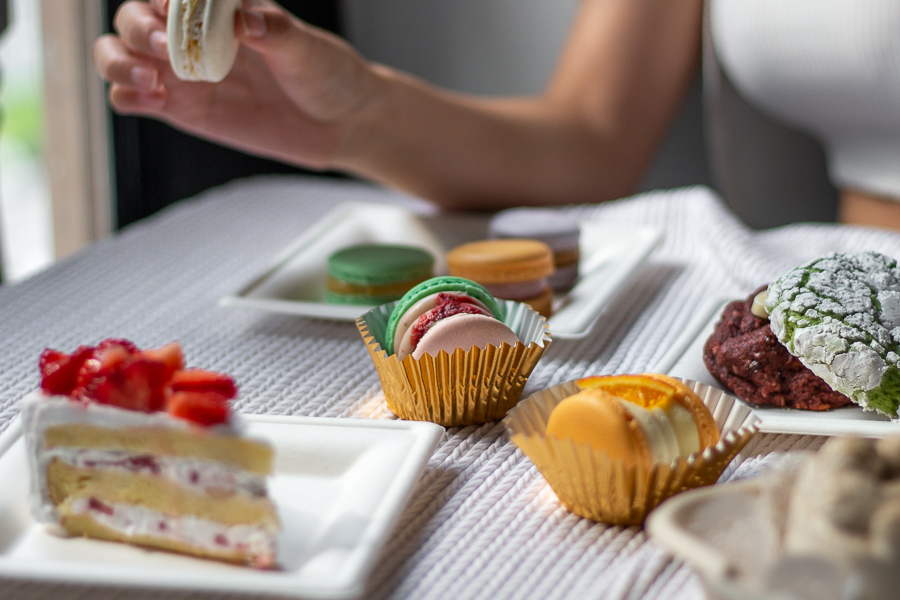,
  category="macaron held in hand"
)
[168,0,242,82]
